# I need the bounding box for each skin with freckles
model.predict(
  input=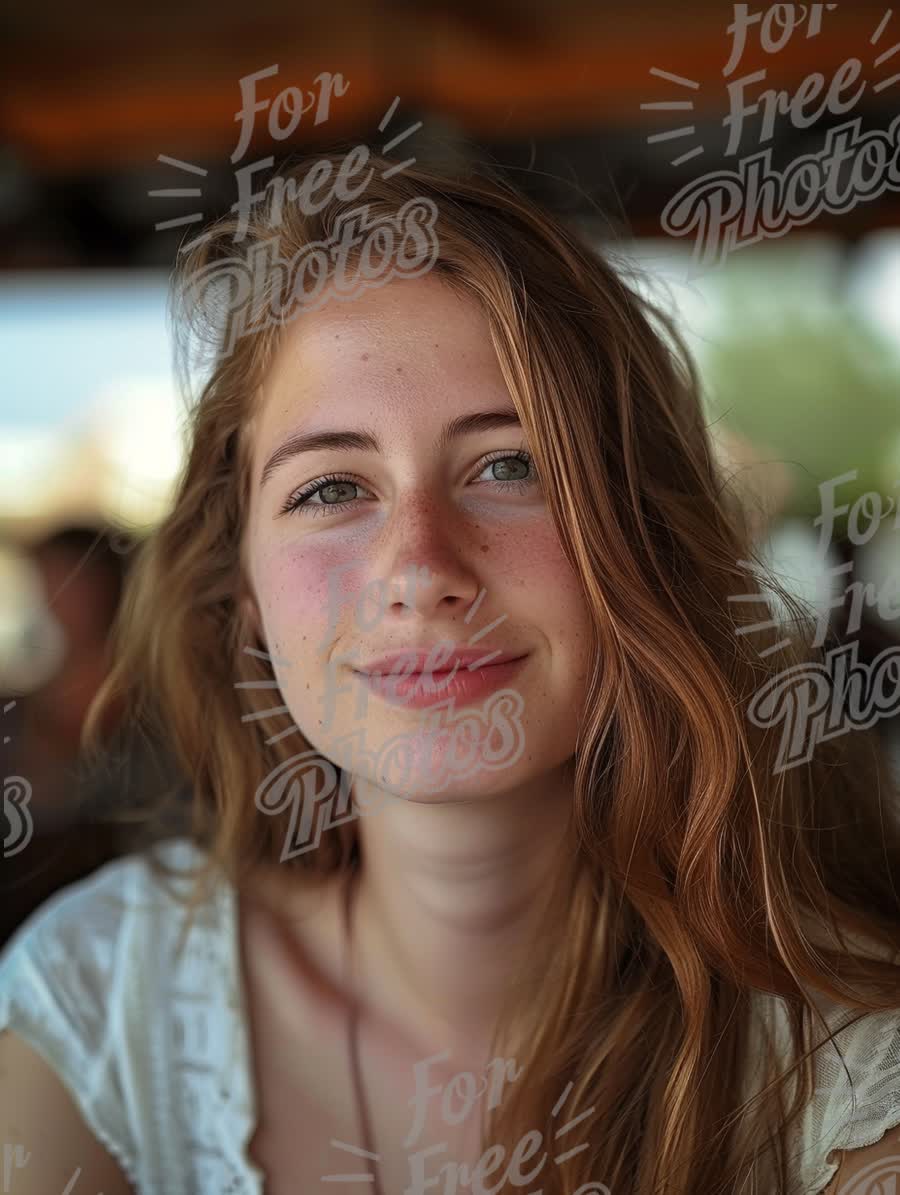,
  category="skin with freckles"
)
[240,271,595,815]
[237,272,598,1132]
